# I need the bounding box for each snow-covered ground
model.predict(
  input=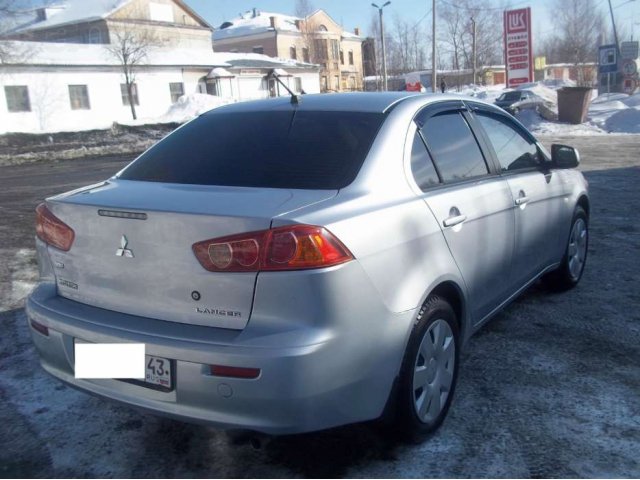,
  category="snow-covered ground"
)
[457,81,640,136]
